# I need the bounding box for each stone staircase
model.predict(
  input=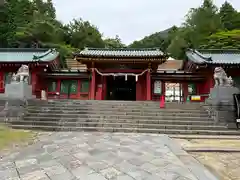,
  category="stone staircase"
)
[8,100,240,135]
